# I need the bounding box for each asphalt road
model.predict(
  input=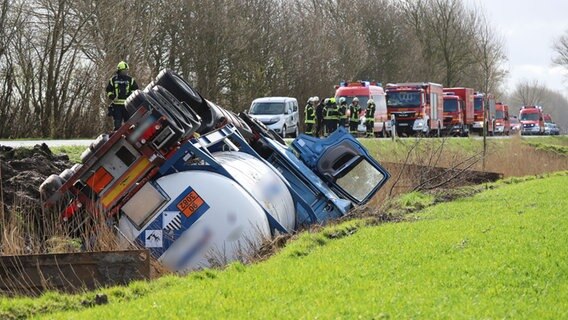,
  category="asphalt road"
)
[0,139,94,148]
